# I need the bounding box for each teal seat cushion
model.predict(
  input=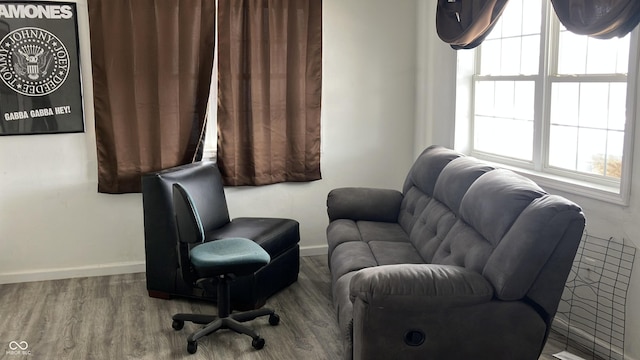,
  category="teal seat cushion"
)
[190,237,270,277]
